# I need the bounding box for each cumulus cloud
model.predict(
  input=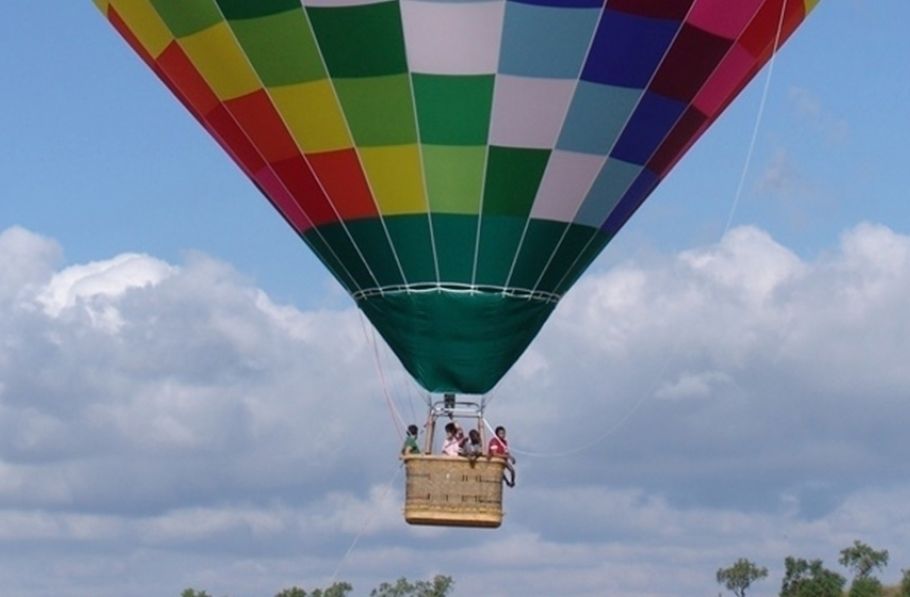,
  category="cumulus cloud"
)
[0,226,61,302]
[36,253,175,331]
[501,222,910,541]
[2,224,910,596]
[0,229,391,508]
